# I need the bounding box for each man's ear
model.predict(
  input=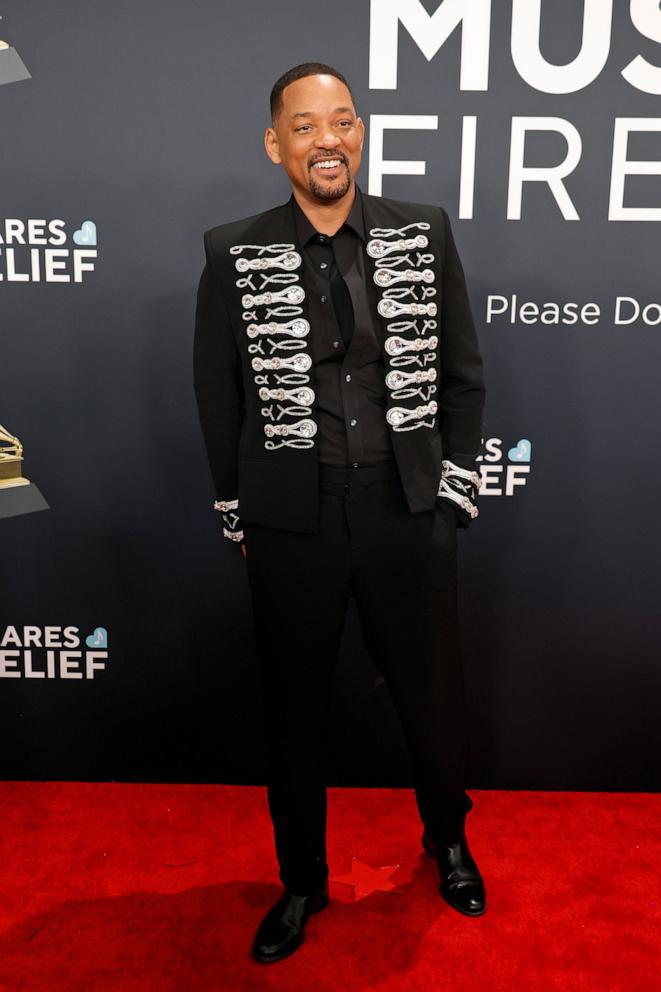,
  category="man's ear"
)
[264,126,282,165]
